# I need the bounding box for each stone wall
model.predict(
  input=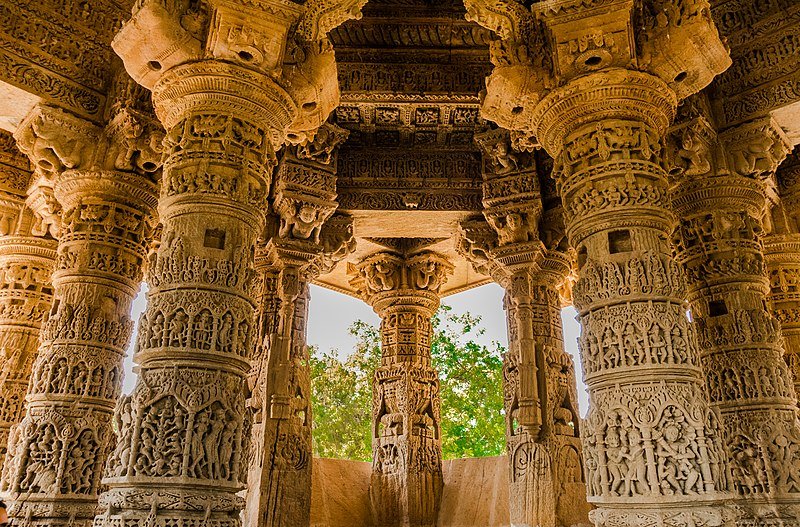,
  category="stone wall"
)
[311,456,590,527]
